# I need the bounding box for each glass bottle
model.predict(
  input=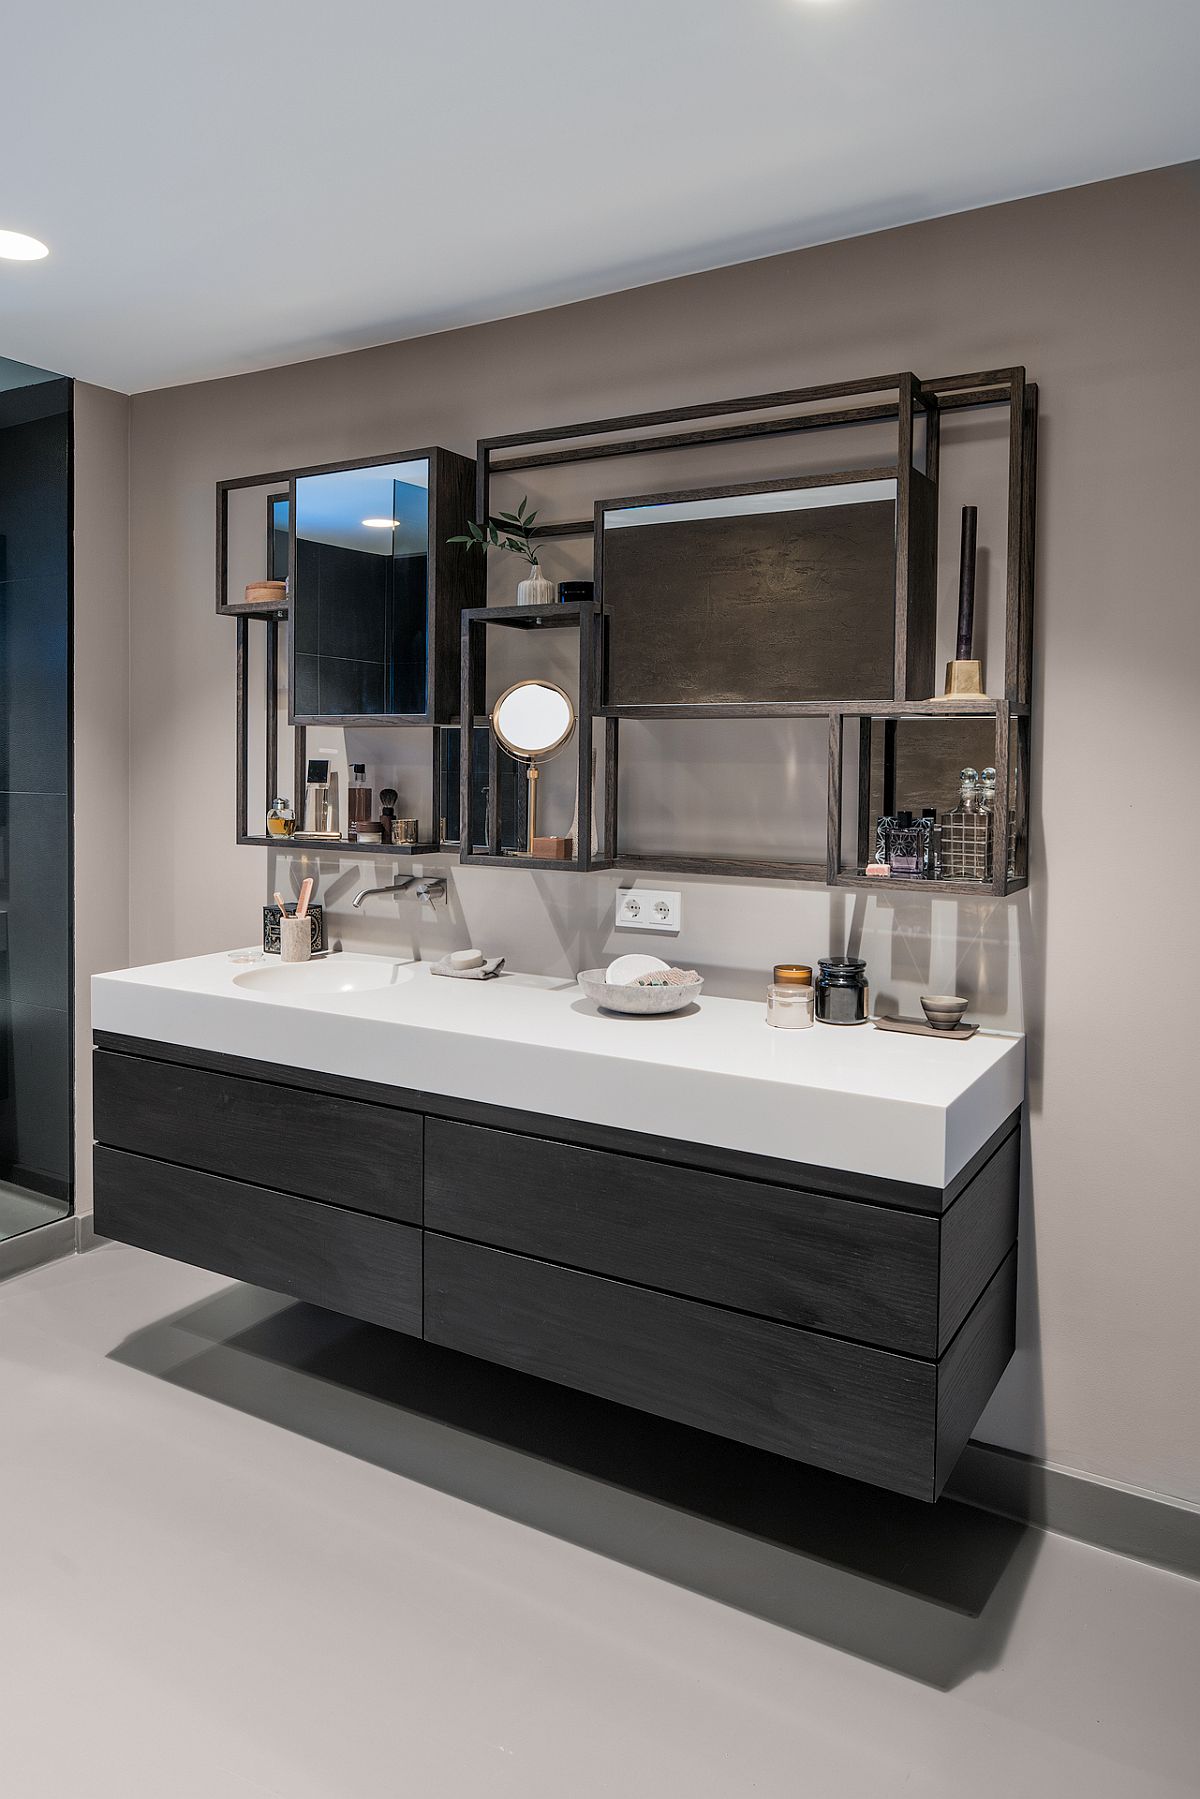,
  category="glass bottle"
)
[886,810,922,879]
[942,768,992,881]
[266,797,296,838]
